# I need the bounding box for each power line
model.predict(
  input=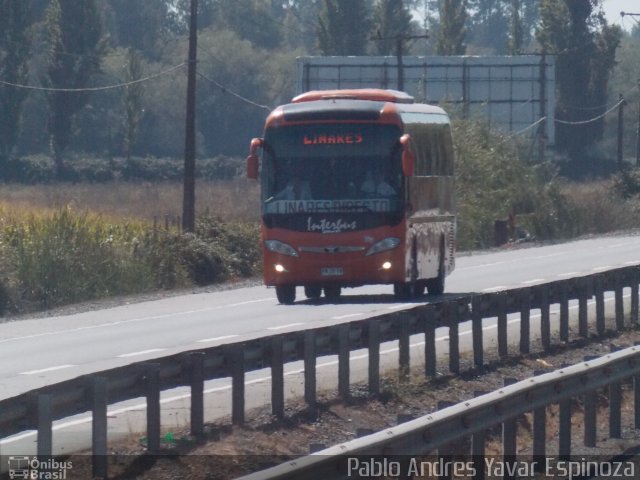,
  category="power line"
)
[0,62,187,92]
[555,99,624,126]
[196,71,271,111]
